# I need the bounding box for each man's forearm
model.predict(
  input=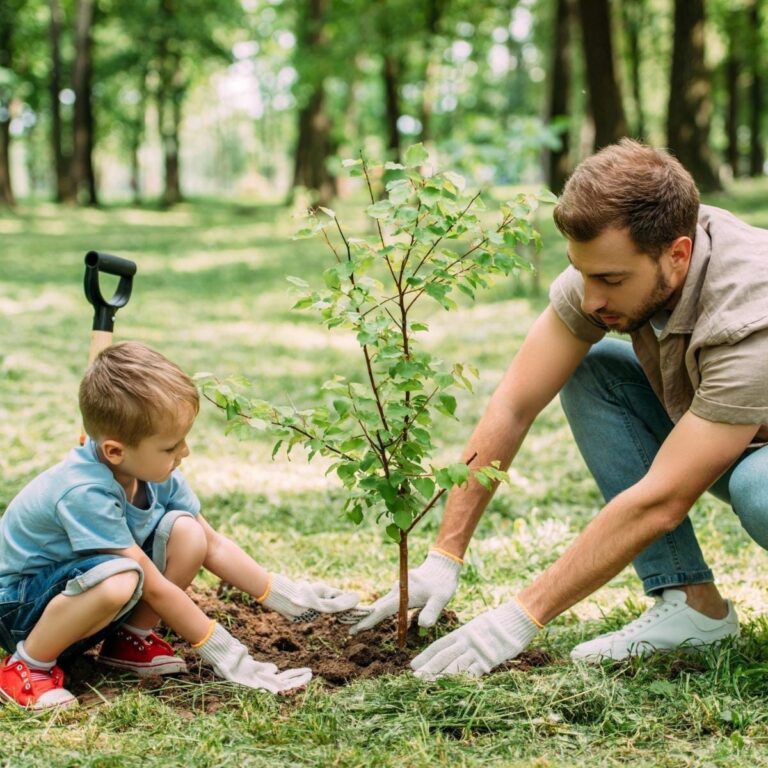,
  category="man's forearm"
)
[518,484,685,624]
[435,406,532,558]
